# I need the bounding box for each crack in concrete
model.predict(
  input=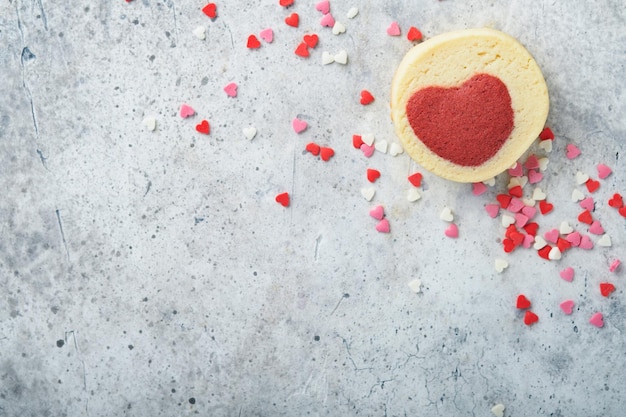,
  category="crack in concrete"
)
[56,209,70,262]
